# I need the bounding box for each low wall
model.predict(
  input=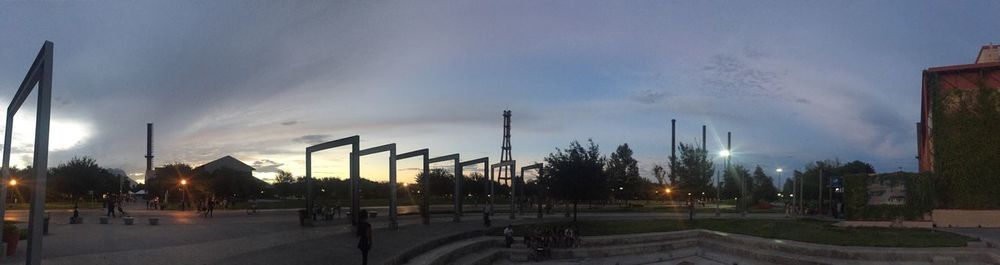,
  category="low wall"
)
[933,209,1000,228]
[836,221,933,229]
